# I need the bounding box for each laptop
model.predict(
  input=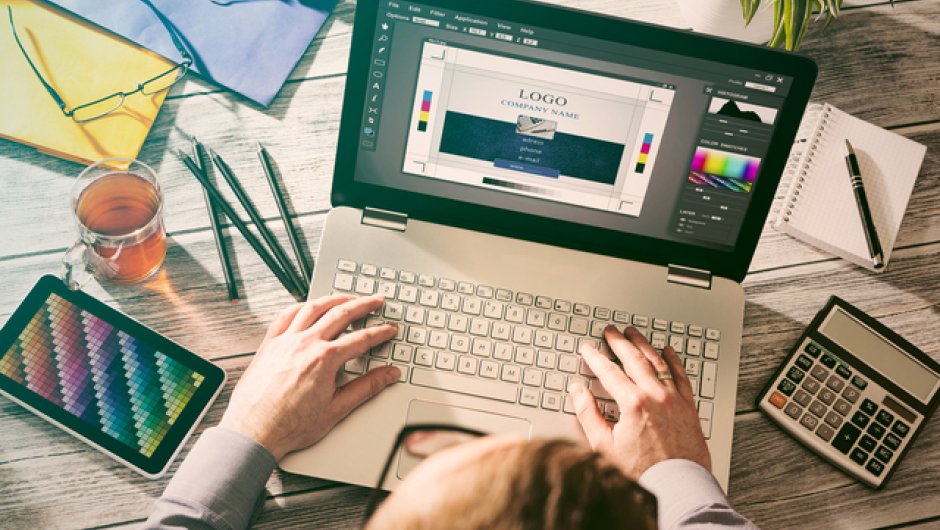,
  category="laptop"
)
[279,0,816,491]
